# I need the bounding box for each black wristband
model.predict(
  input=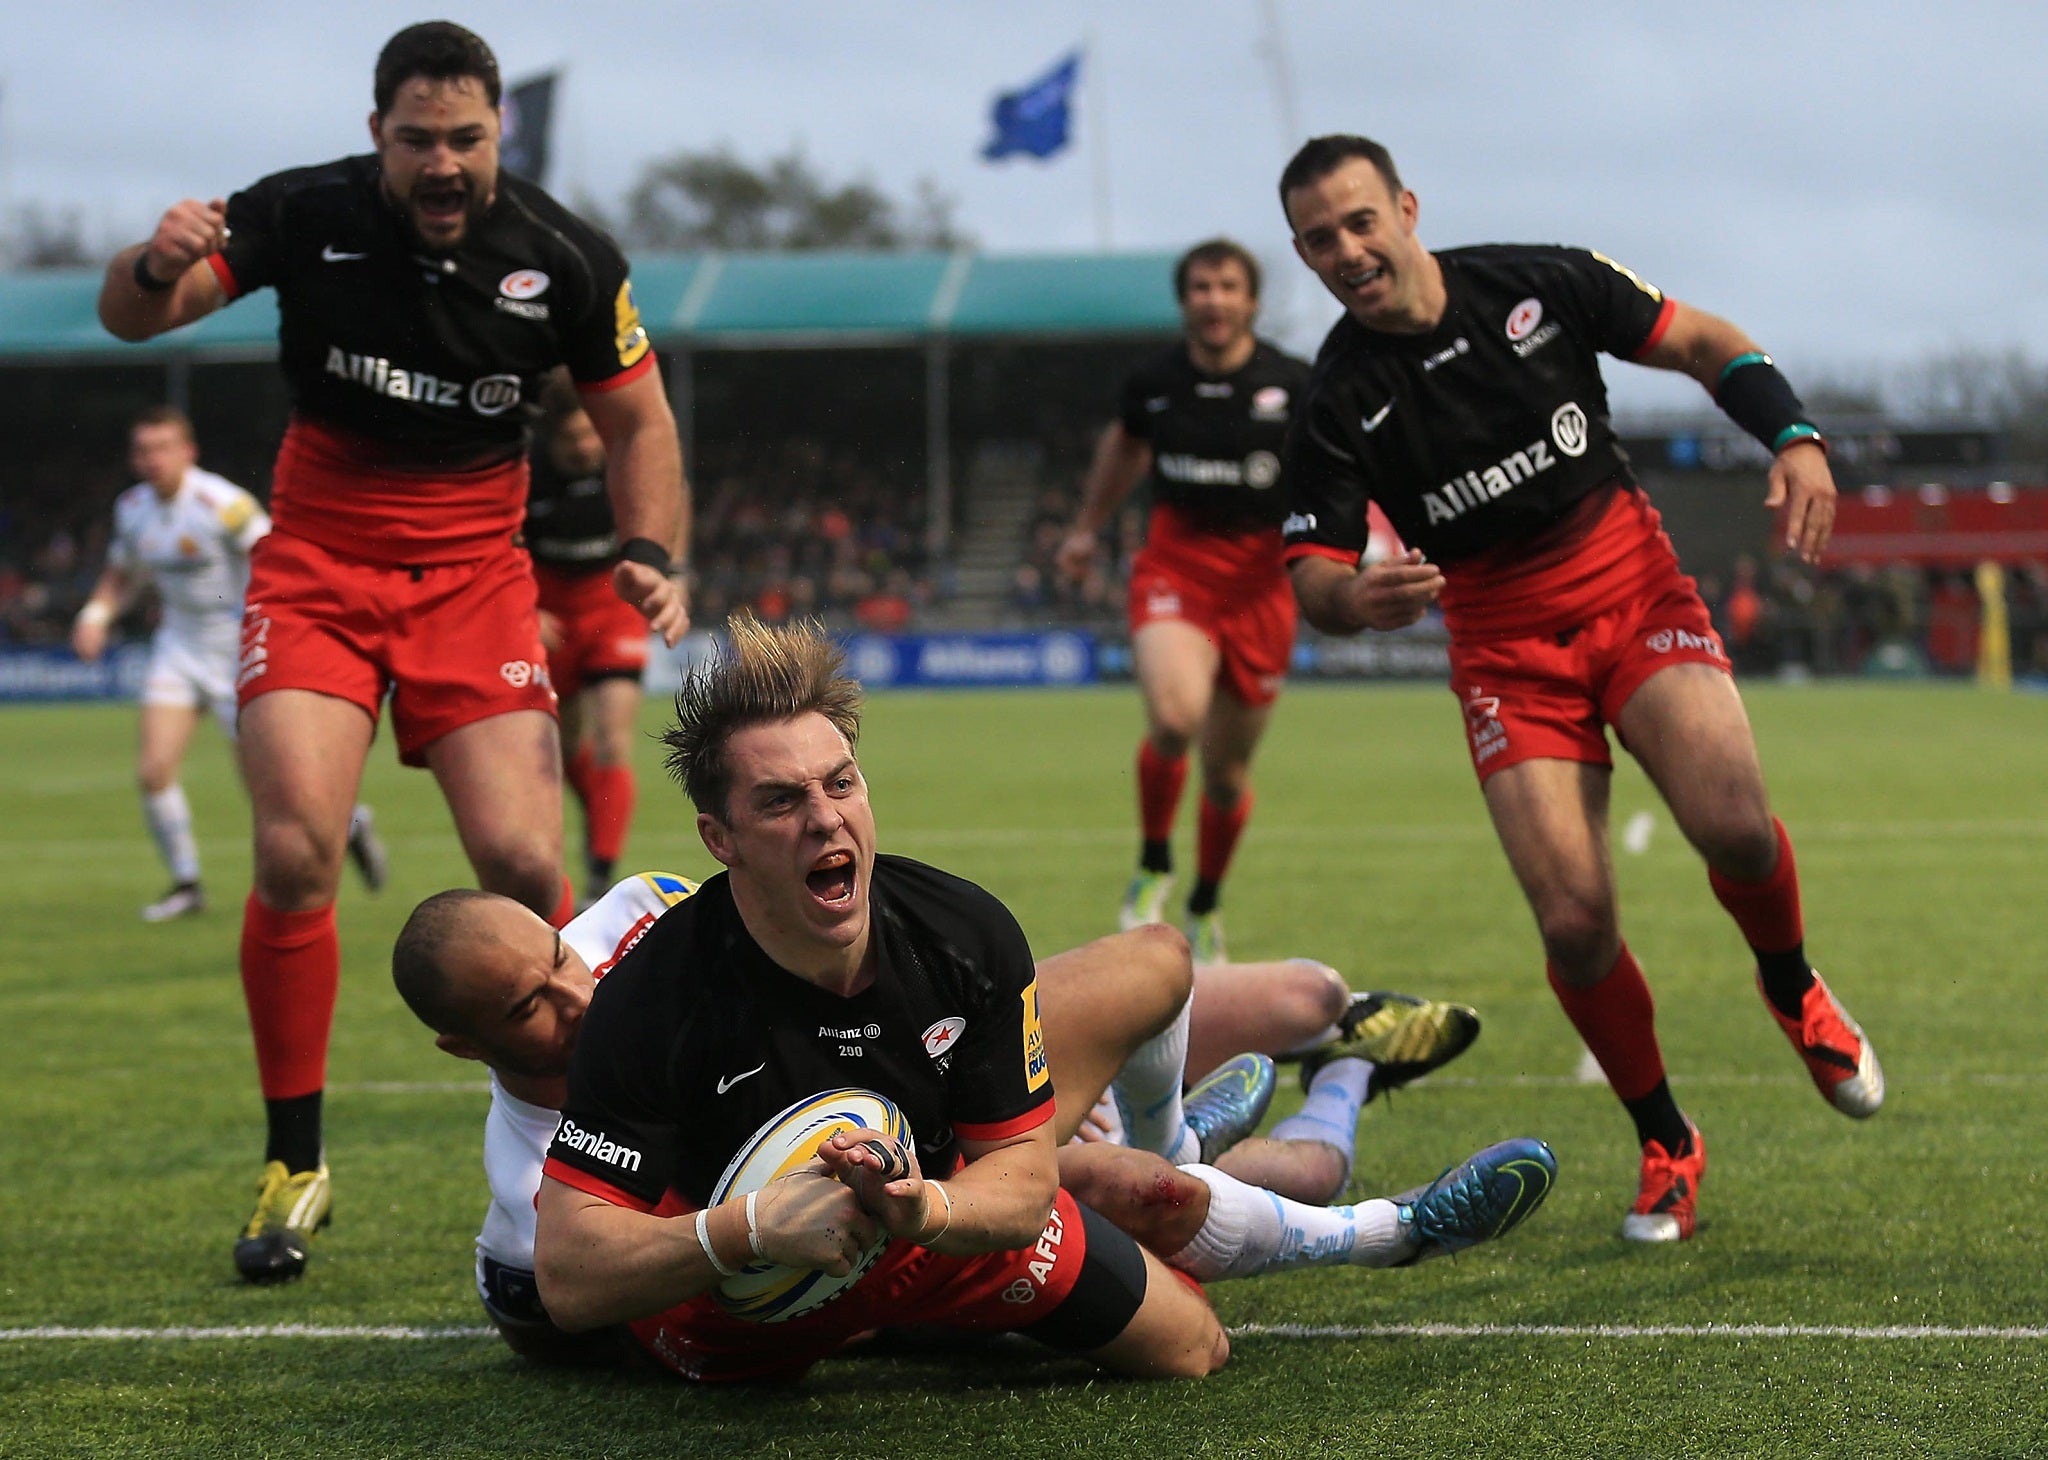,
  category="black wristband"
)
[1714,352,1823,455]
[132,252,177,293]
[617,536,672,572]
